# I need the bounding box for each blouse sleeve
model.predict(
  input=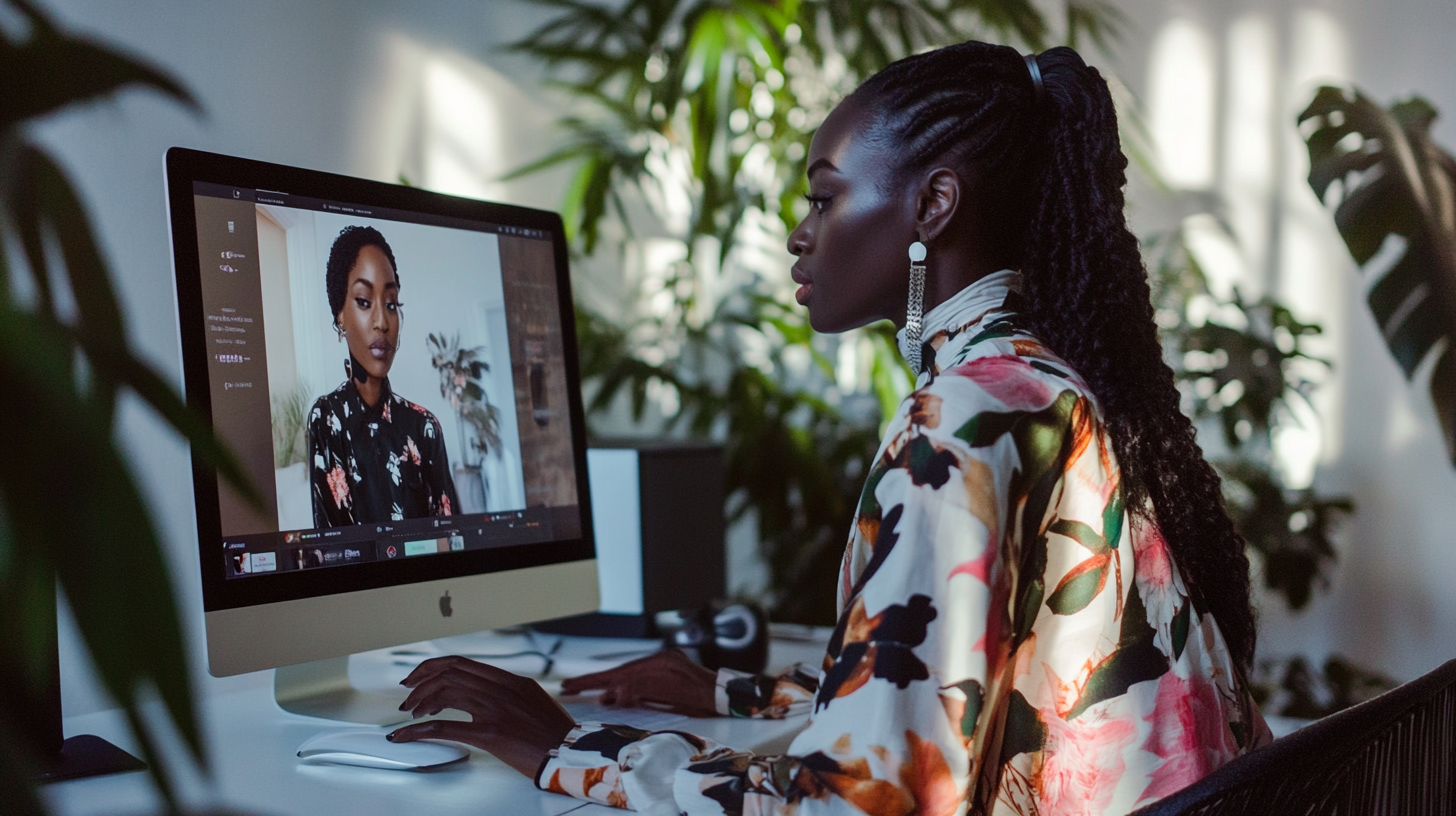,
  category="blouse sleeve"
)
[714,664,819,719]
[537,371,1025,815]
